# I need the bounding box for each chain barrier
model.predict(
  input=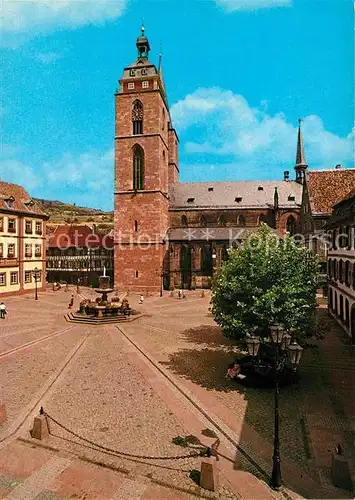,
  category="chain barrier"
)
[41,408,210,461]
